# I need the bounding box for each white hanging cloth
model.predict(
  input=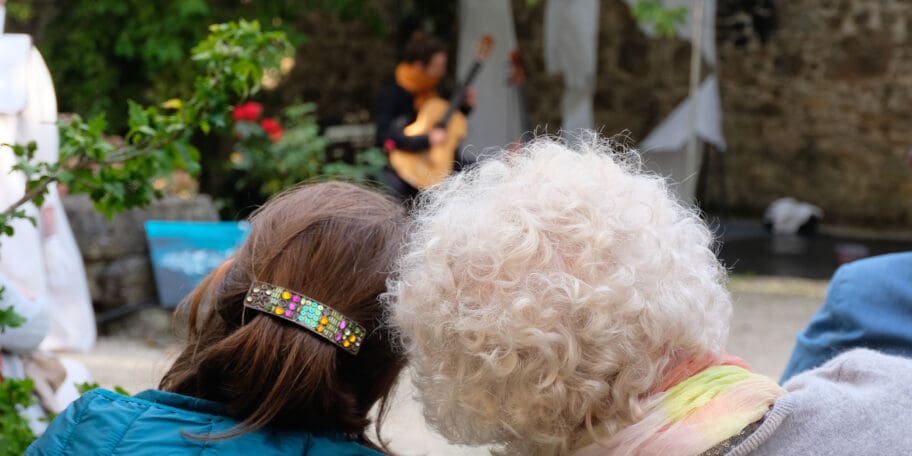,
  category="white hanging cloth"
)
[0,31,95,436]
[627,0,725,154]
[640,75,726,152]
[0,34,97,353]
[0,34,30,114]
[457,0,527,162]
[544,0,599,131]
